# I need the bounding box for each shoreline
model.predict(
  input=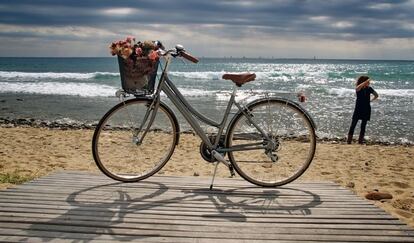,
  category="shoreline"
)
[1,117,413,146]
[0,125,413,229]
